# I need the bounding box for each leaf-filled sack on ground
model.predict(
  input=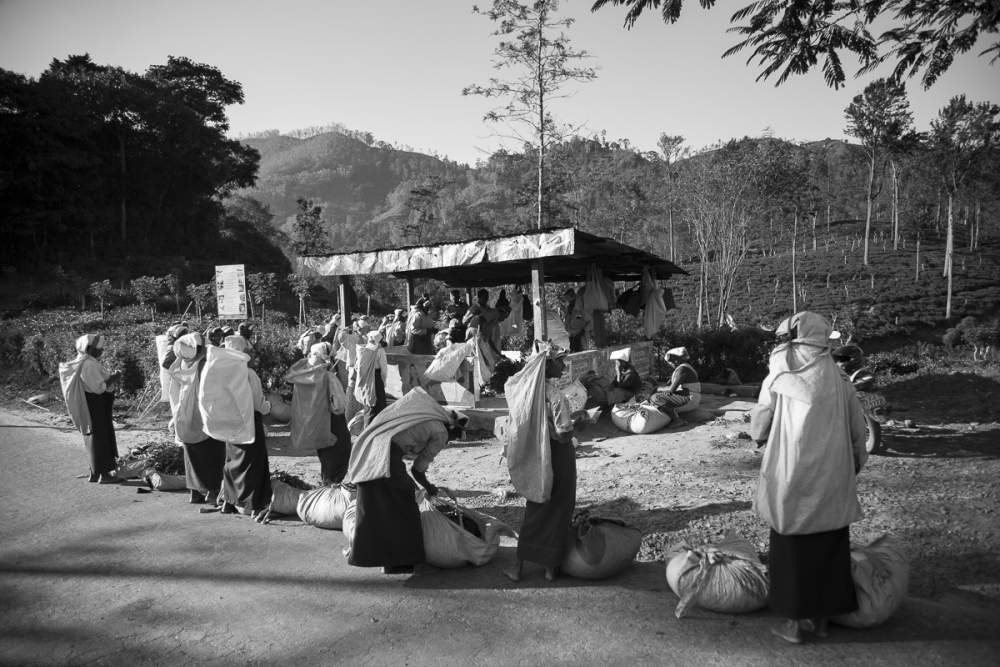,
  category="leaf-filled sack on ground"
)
[418,490,506,568]
[266,391,291,424]
[341,498,358,560]
[146,472,187,491]
[665,533,769,618]
[832,536,909,629]
[611,402,671,434]
[561,513,642,580]
[296,485,355,530]
[270,480,307,516]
